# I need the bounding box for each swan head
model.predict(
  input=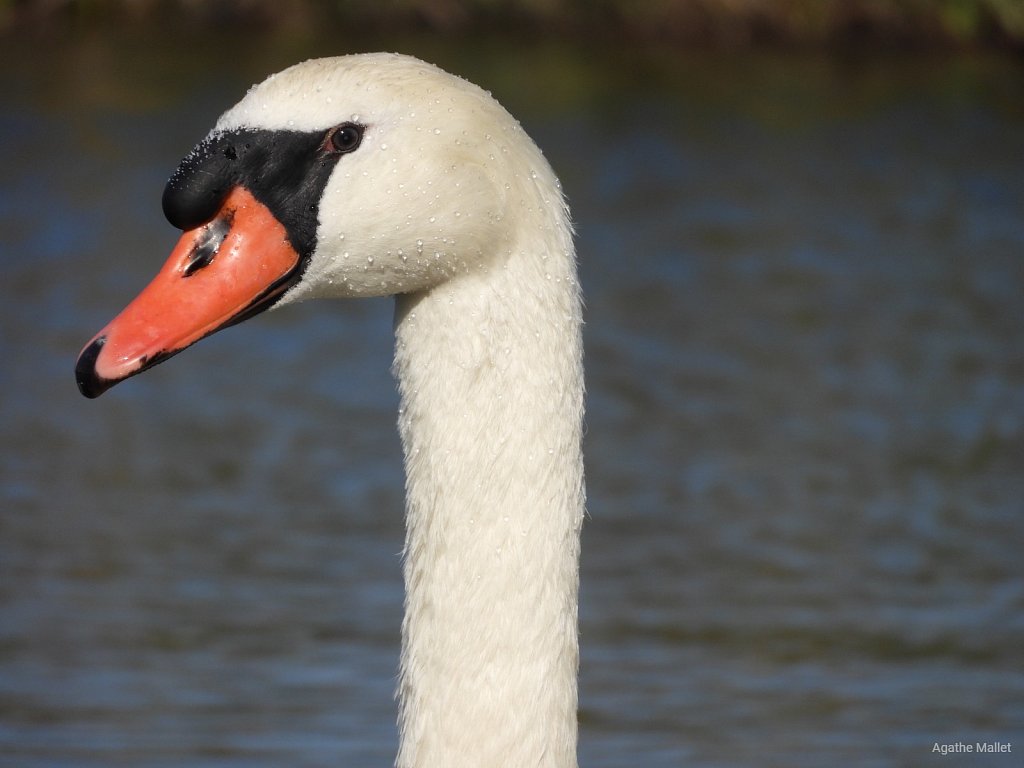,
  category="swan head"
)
[75,53,533,398]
